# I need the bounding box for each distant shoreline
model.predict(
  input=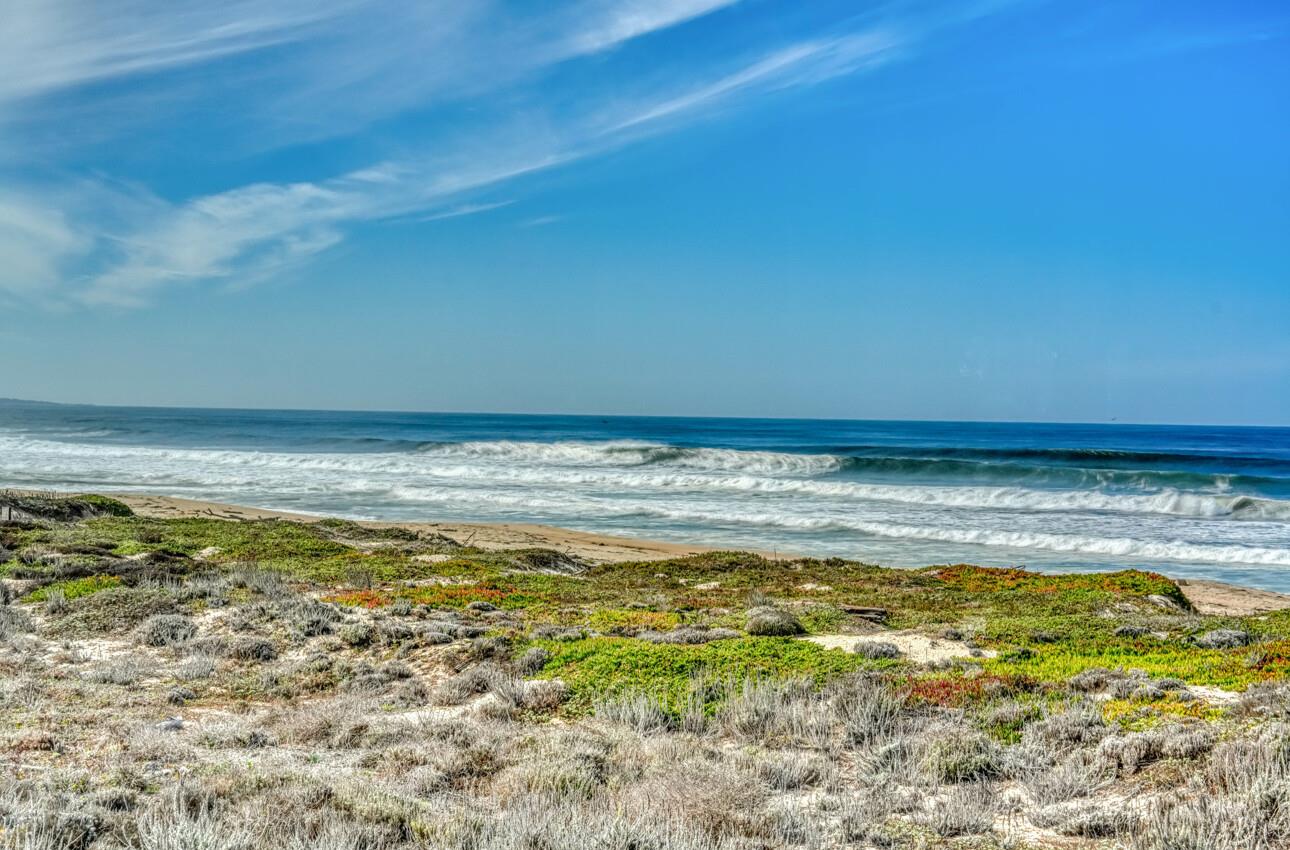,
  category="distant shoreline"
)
[109,493,1290,618]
